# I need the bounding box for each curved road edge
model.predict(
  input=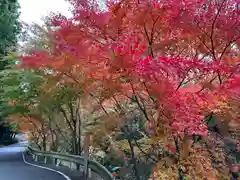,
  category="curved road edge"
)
[2,133,72,180]
[22,150,72,180]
